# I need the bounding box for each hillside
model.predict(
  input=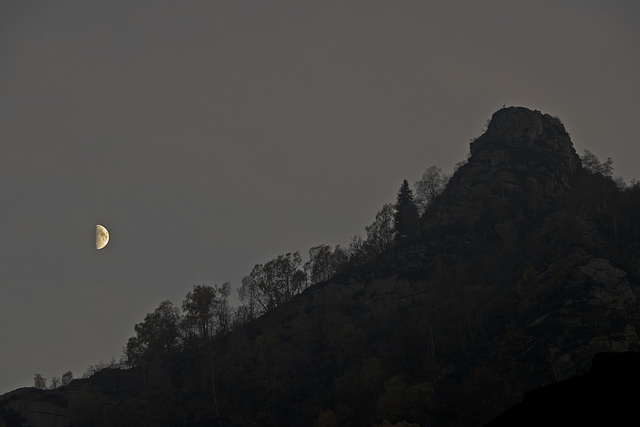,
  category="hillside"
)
[2,107,639,427]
